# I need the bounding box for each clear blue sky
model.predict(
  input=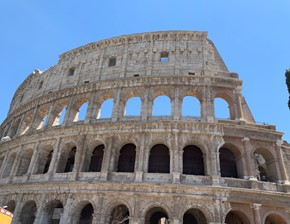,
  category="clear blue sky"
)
[0,1,289,142]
